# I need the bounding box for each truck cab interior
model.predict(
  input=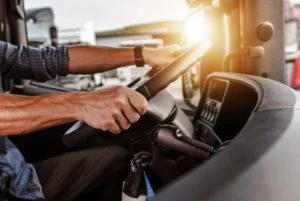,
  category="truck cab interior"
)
[1,0,300,200]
